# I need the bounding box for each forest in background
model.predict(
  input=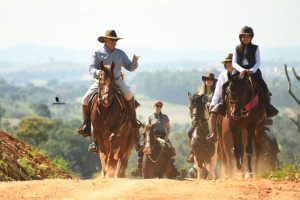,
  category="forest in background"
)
[0,61,300,178]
